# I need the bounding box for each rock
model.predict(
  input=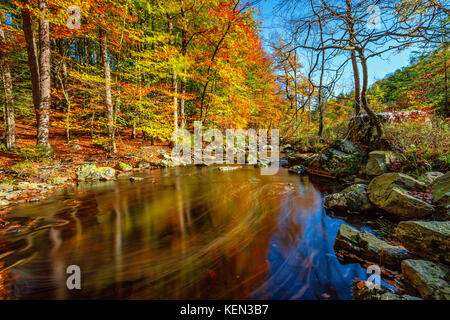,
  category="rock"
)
[16,182,38,190]
[288,165,307,175]
[280,144,293,153]
[5,191,23,200]
[352,282,422,300]
[76,163,116,181]
[325,184,374,212]
[431,172,449,208]
[286,153,317,166]
[401,260,450,300]
[138,159,151,169]
[49,177,68,185]
[130,177,144,182]
[0,199,9,207]
[368,173,434,219]
[396,221,449,264]
[365,151,398,176]
[71,144,82,150]
[218,166,241,172]
[116,162,133,172]
[334,224,411,269]
[0,184,14,192]
[309,139,366,177]
[424,172,444,185]
[354,177,370,184]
